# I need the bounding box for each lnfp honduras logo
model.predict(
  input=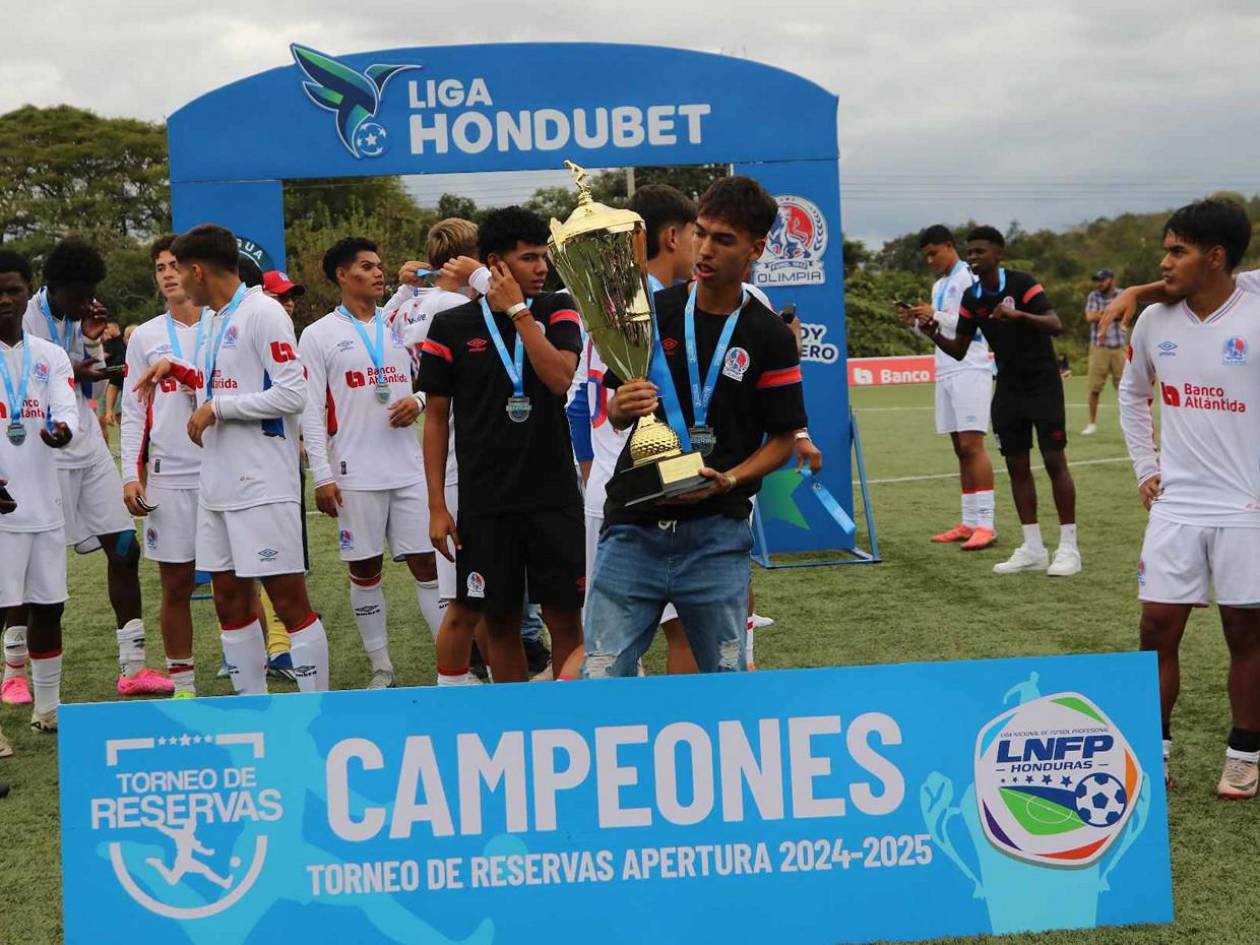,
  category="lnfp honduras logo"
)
[1222,336,1248,366]
[722,346,751,381]
[754,195,828,288]
[290,43,421,159]
[93,730,281,919]
[974,692,1141,867]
